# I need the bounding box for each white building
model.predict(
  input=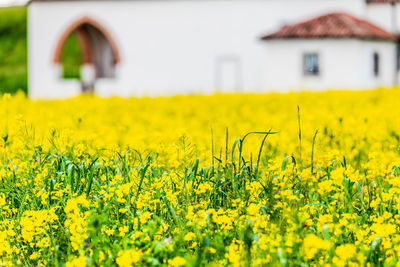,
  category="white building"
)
[27,0,400,98]
[261,12,398,91]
